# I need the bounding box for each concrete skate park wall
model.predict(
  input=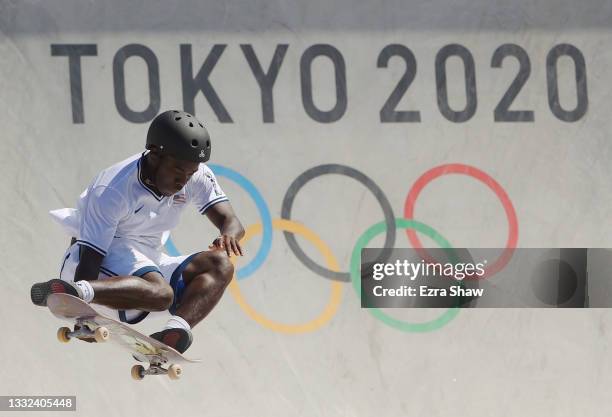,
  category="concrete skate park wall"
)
[2,1,612,415]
